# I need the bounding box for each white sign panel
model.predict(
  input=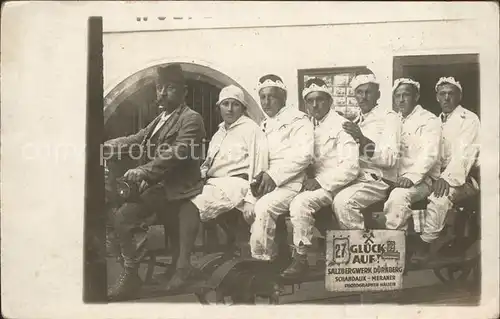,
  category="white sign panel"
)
[325,229,406,292]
